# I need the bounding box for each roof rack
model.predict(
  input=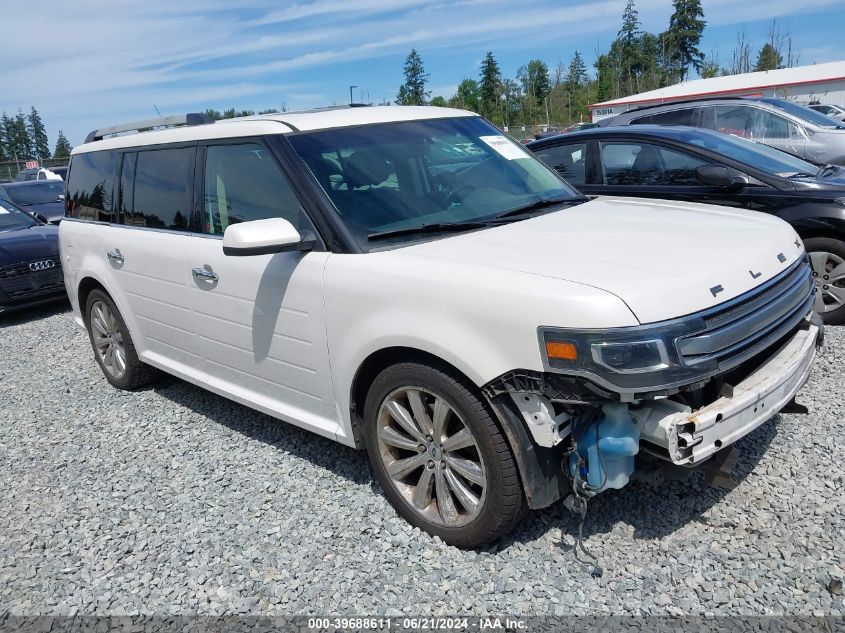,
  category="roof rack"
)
[84,112,214,144]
